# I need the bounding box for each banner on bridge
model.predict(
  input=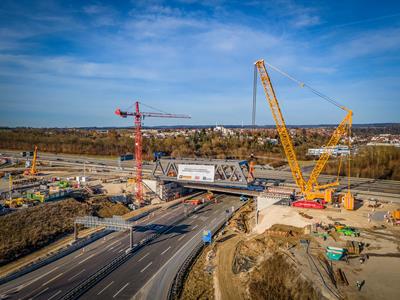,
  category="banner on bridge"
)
[177,164,215,183]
